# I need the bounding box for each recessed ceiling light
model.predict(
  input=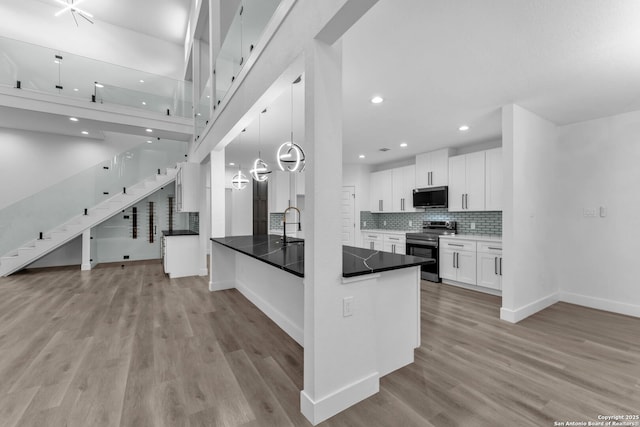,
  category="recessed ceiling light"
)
[359,154,365,159]
[206,95,210,99]
[81,131,89,135]
[400,142,408,148]
[371,96,384,104]
[94,83,104,88]
[73,88,79,92]
[142,101,146,105]
[459,125,470,132]
[146,140,153,144]
[139,79,145,83]
[229,162,235,166]
[145,128,153,133]
[69,117,78,122]
[54,60,60,64]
